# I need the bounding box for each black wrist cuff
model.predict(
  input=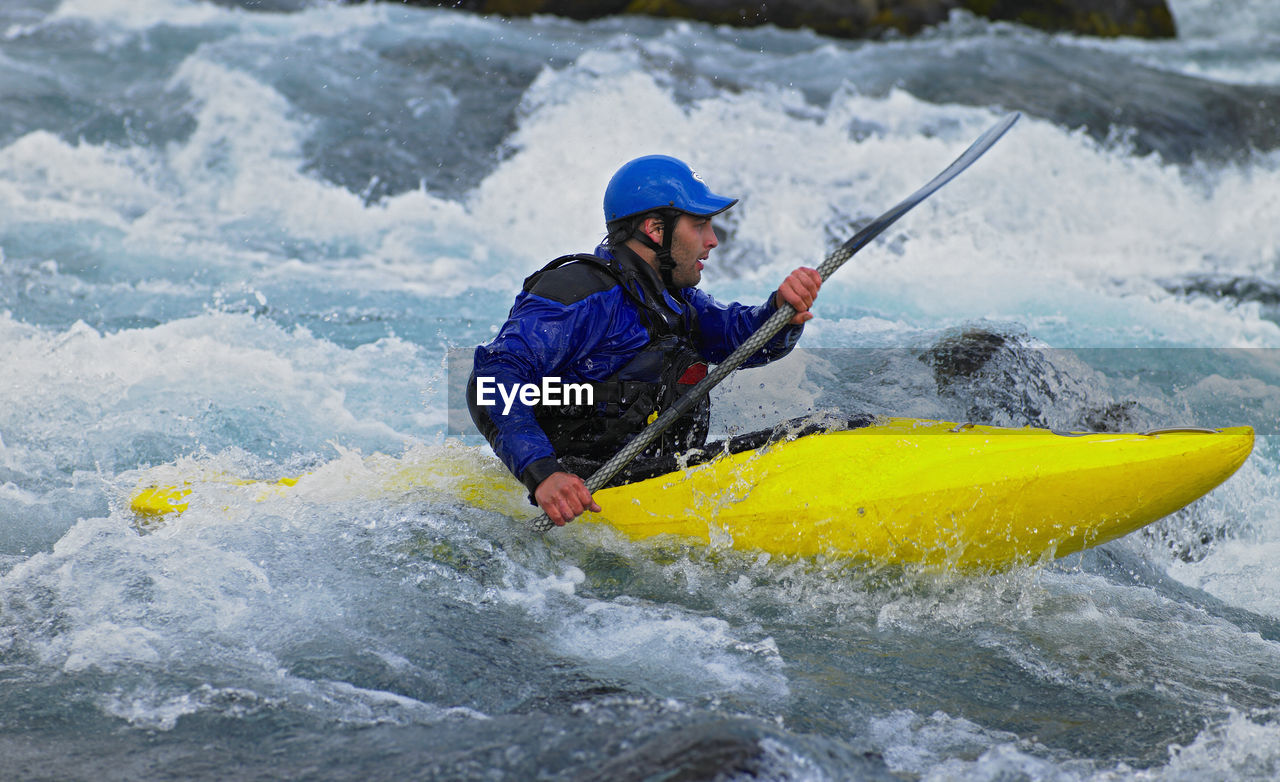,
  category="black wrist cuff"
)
[520,456,566,504]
